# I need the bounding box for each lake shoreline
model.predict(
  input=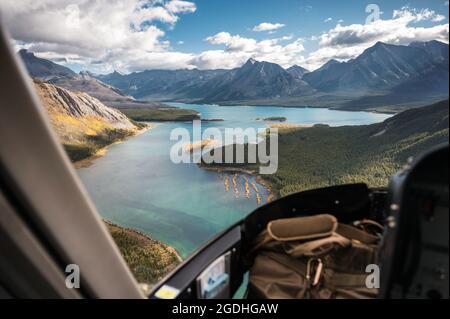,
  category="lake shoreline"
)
[167,100,397,115]
[74,124,154,169]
